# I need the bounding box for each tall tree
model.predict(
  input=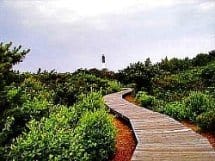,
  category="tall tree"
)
[144,57,152,67]
[0,42,30,111]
